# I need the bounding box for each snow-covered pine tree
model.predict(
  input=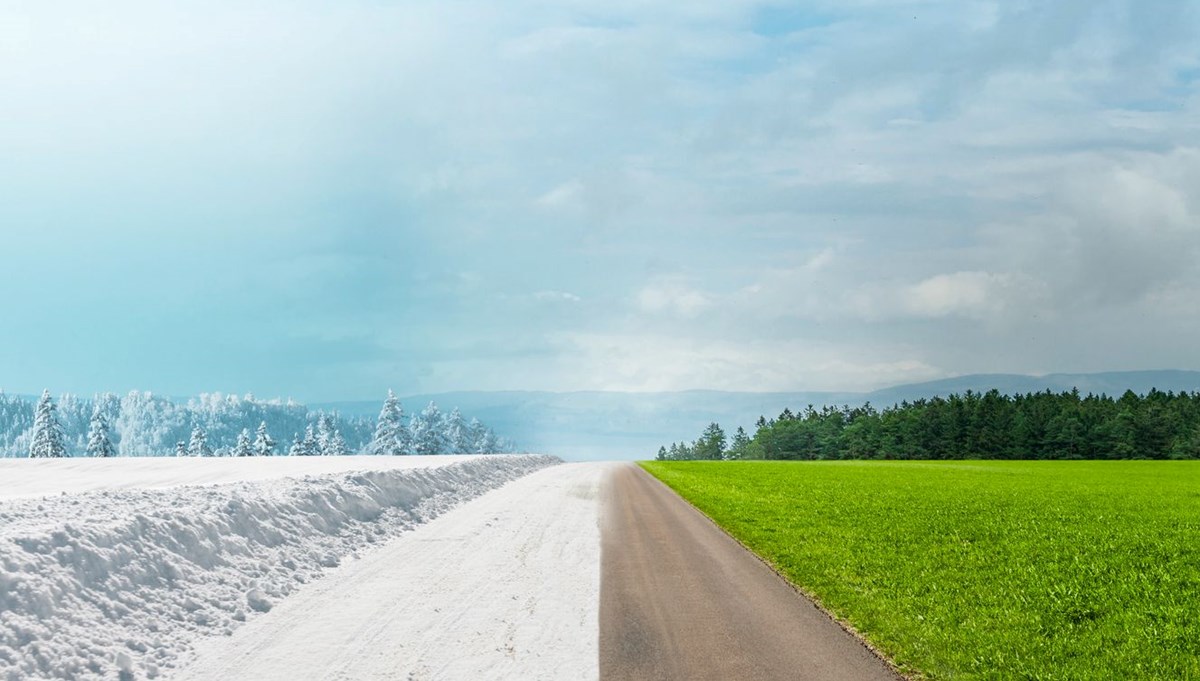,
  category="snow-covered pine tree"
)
[233,428,253,457]
[188,426,211,457]
[299,424,319,456]
[315,414,336,455]
[253,421,276,457]
[287,433,305,457]
[328,429,349,456]
[369,390,410,455]
[29,389,67,458]
[476,427,500,454]
[410,401,448,455]
[175,441,187,457]
[466,418,484,450]
[444,407,470,454]
[85,404,116,458]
